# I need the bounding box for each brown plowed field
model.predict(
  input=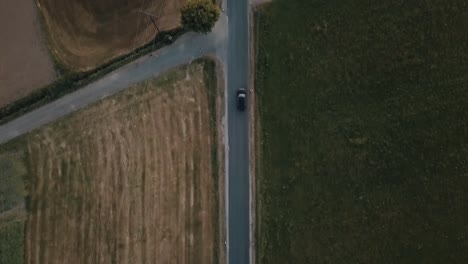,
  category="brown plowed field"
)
[37,0,187,71]
[21,61,219,264]
[0,0,55,107]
